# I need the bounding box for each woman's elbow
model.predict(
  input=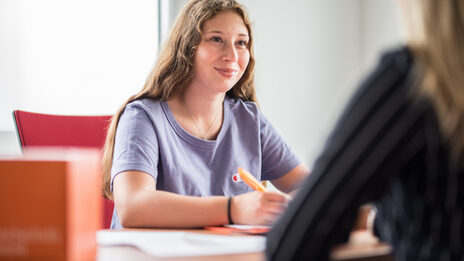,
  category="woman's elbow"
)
[113,191,149,228]
[112,171,157,227]
[114,197,136,227]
